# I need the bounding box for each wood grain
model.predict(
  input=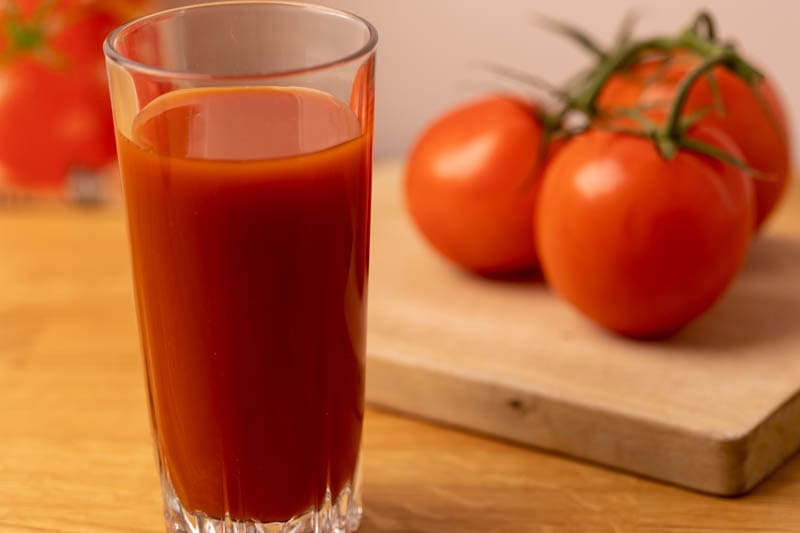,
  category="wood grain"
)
[0,163,799,532]
[367,163,800,496]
